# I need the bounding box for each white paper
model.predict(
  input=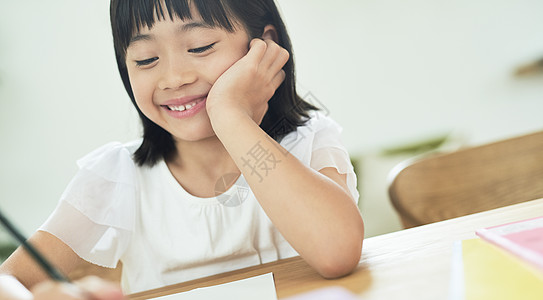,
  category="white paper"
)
[448,240,465,300]
[151,273,277,300]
